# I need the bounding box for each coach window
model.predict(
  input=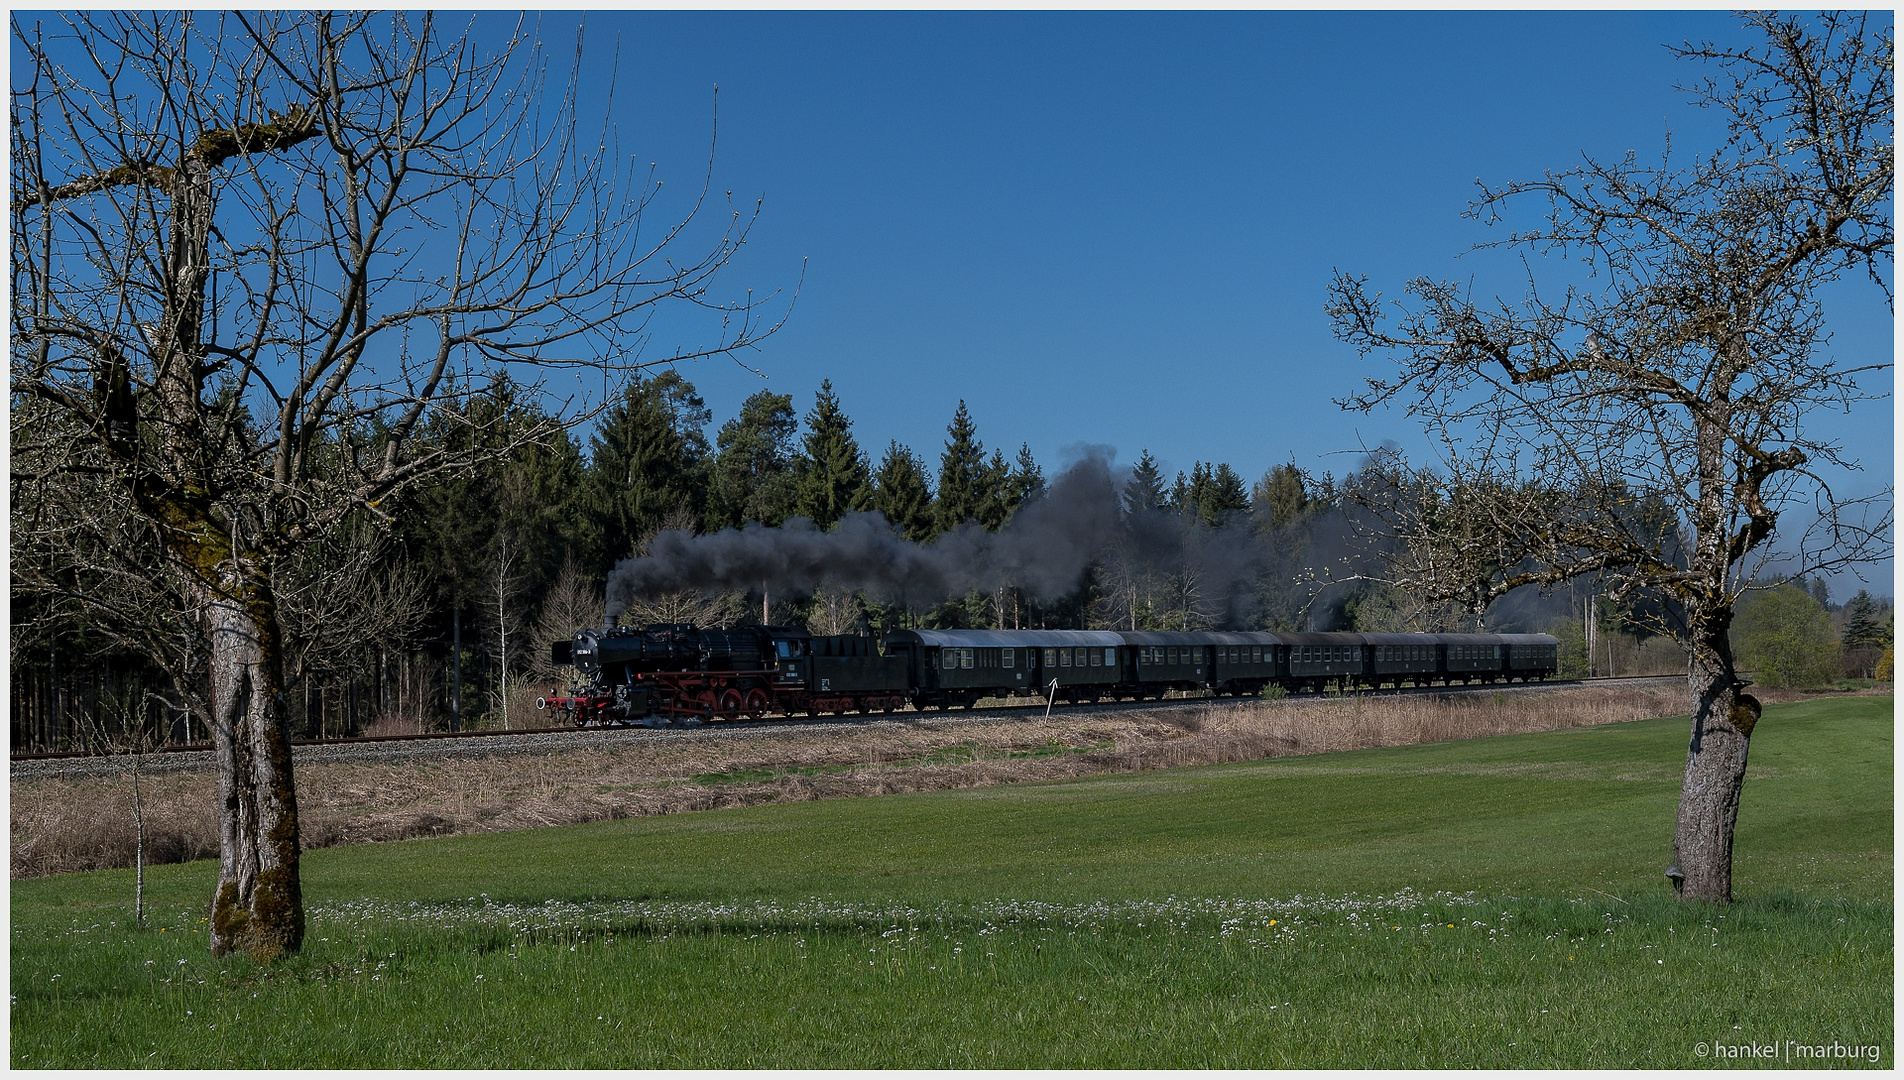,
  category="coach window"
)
[1001,648,1014,667]
[1043,648,1056,666]
[1087,649,1099,667]
[1059,650,1071,667]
